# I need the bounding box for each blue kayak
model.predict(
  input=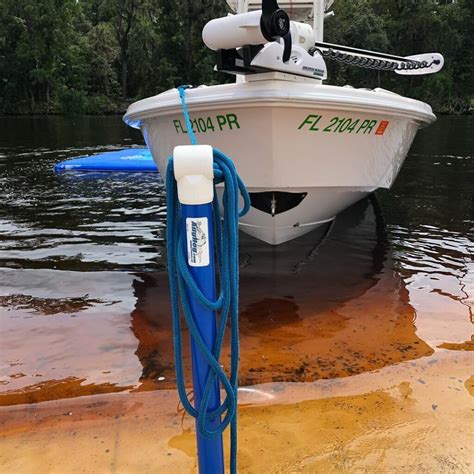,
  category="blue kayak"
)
[54,148,158,173]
